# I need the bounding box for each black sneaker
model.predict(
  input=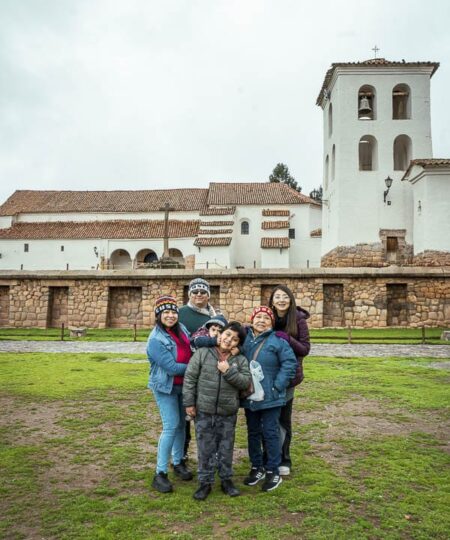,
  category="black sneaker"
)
[221,479,240,497]
[173,463,193,481]
[243,467,266,486]
[193,483,212,501]
[152,472,173,493]
[261,471,282,492]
